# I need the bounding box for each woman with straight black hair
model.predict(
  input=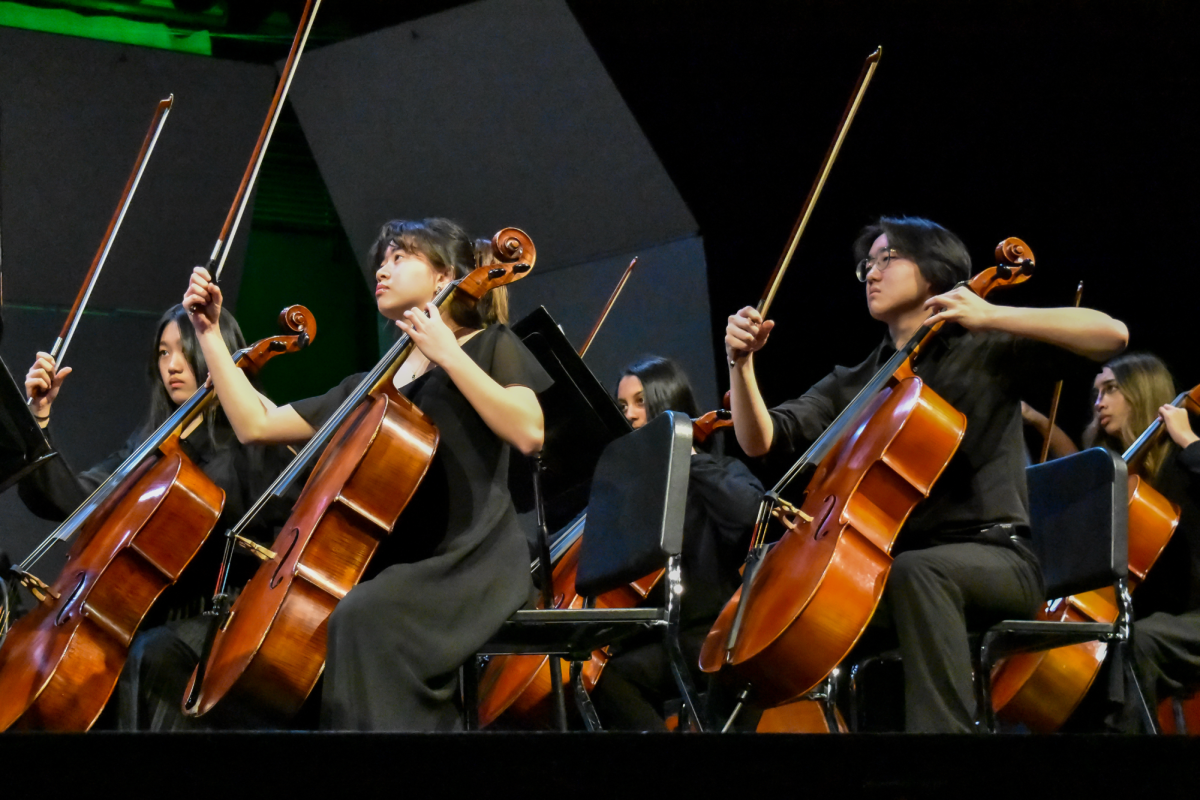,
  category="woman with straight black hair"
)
[724,215,1128,732]
[19,303,295,730]
[588,355,763,730]
[184,216,551,731]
